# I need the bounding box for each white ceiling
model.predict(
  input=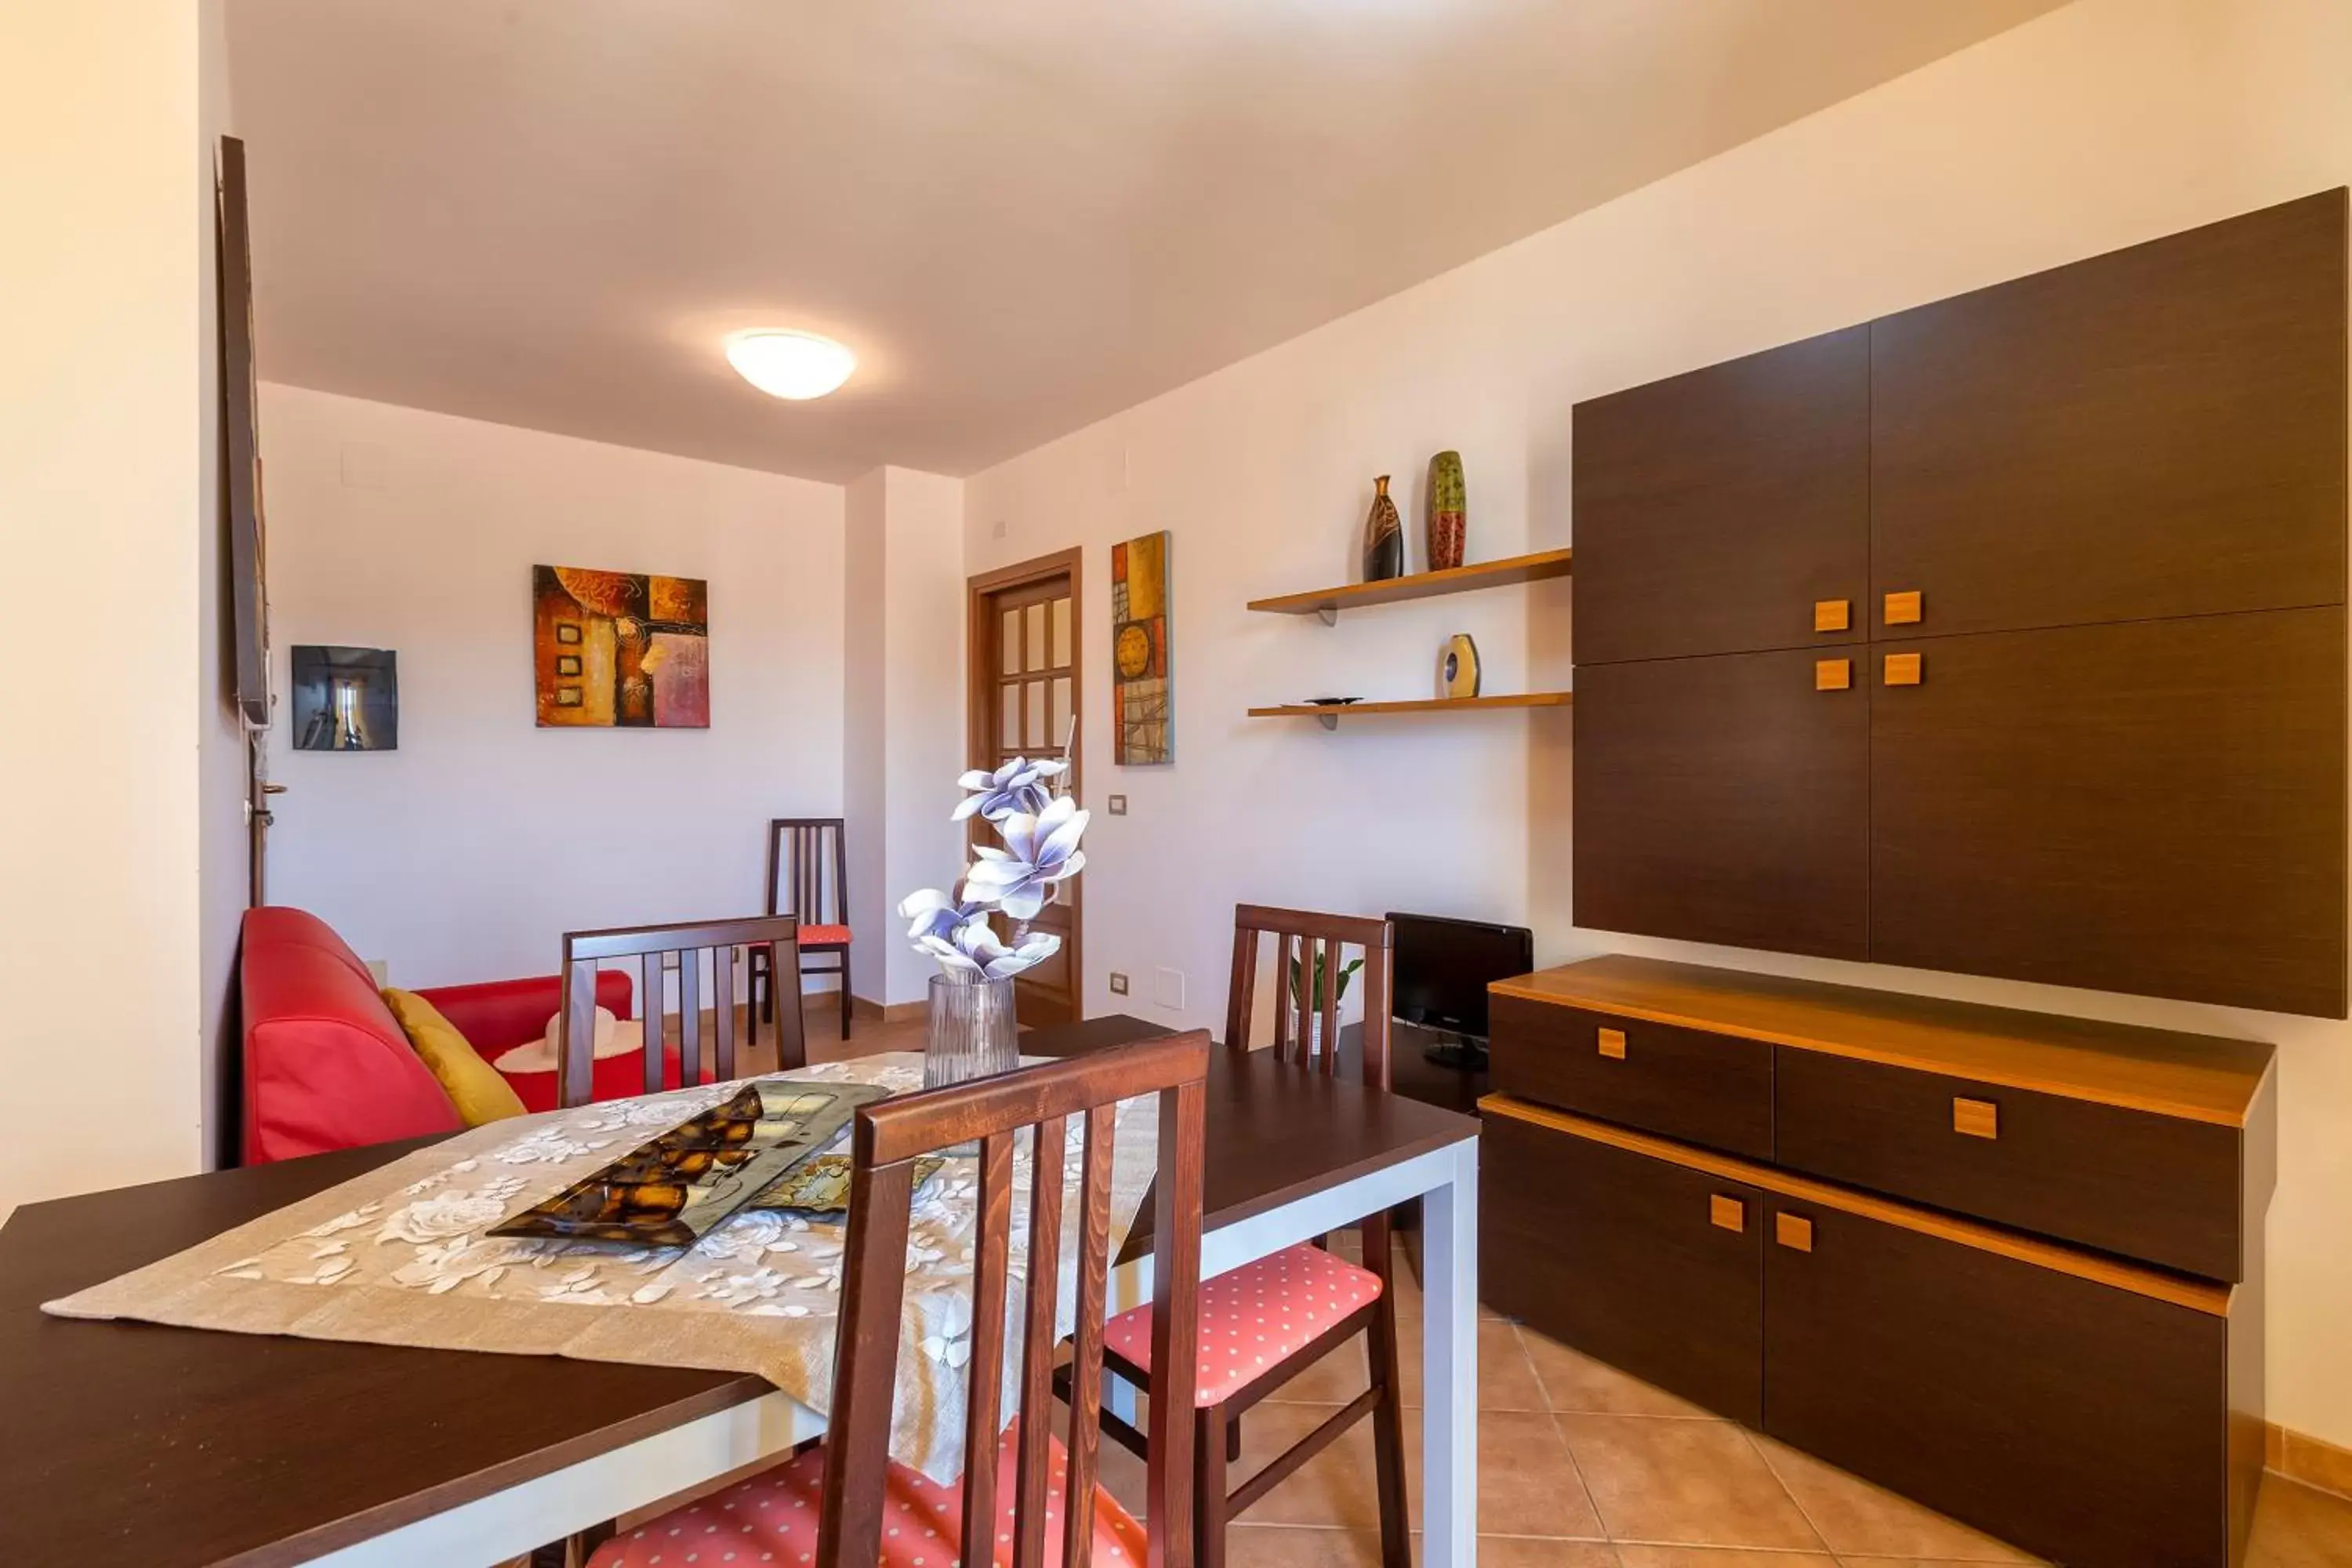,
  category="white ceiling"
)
[227,0,2063,483]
